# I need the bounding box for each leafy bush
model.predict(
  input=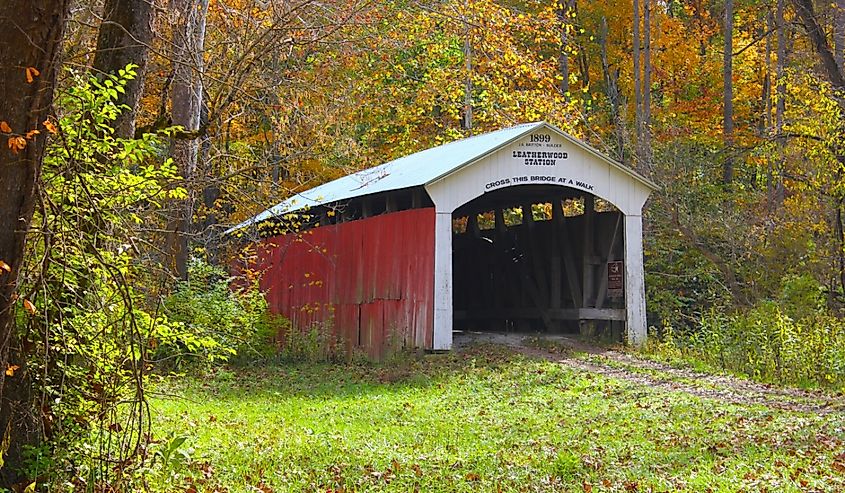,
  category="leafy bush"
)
[646,303,845,390]
[159,259,281,368]
[13,66,191,487]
